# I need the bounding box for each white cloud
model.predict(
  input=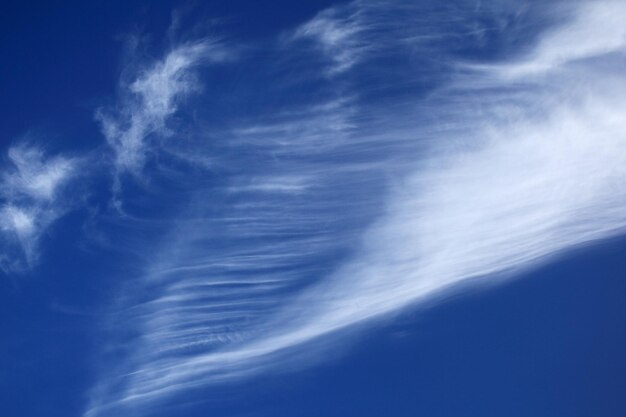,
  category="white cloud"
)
[0,143,78,272]
[3,144,75,200]
[0,206,35,236]
[290,0,500,76]
[293,4,366,74]
[97,41,223,174]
